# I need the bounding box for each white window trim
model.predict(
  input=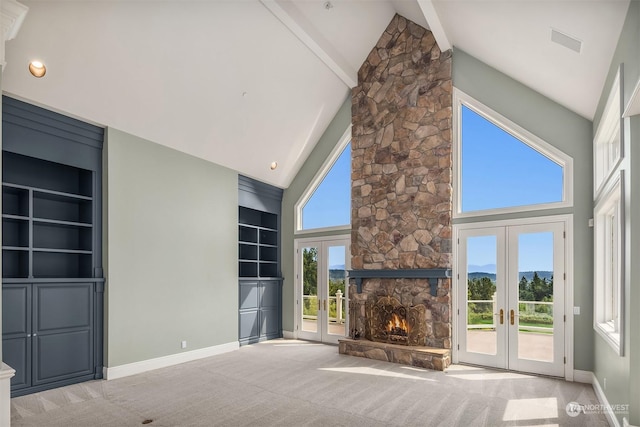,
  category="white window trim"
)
[594,65,624,200]
[593,170,625,356]
[294,125,352,234]
[452,89,574,219]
